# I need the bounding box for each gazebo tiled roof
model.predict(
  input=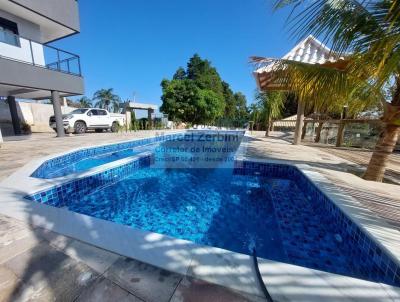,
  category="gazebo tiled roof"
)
[282,35,337,64]
[253,35,344,90]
